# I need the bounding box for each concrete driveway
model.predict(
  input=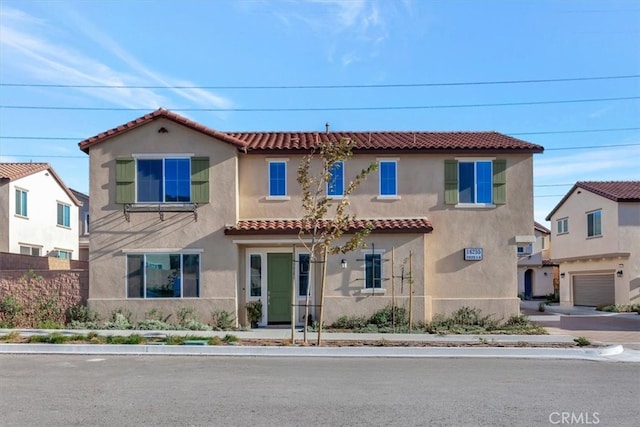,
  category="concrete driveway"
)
[521,300,640,350]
